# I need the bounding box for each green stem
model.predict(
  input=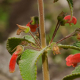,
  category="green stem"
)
[37,0,50,80]
[58,44,80,51]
